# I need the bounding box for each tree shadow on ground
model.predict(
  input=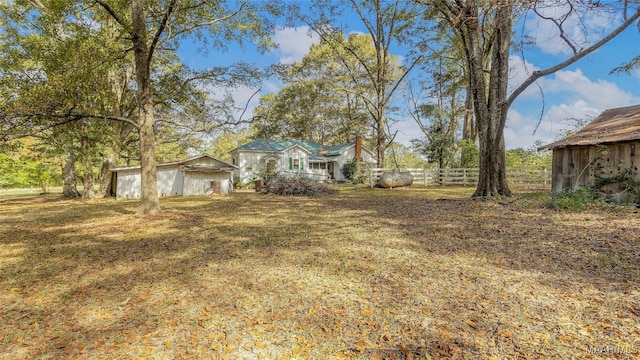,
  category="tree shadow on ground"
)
[1,191,639,358]
[312,190,640,291]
